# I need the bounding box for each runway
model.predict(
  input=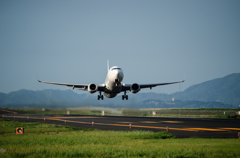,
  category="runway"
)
[2,112,240,138]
